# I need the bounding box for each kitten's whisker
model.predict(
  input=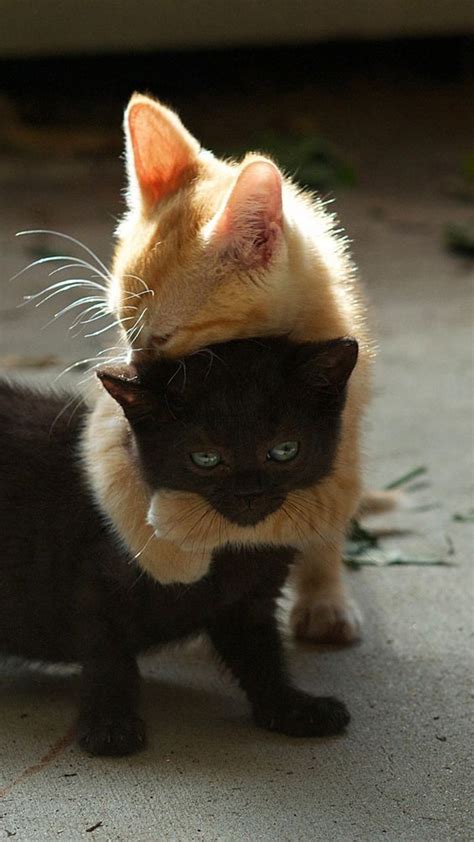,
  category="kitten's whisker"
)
[12,254,110,290]
[290,491,352,536]
[125,308,147,345]
[48,390,86,435]
[84,320,129,338]
[54,349,126,381]
[70,309,131,339]
[11,254,97,282]
[122,274,155,297]
[24,282,106,309]
[284,499,344,555]
[69,303,109,329]
[48,263,108,291]
[16,229,112,281]
[131,531,156,562]
[42,296,105,328]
